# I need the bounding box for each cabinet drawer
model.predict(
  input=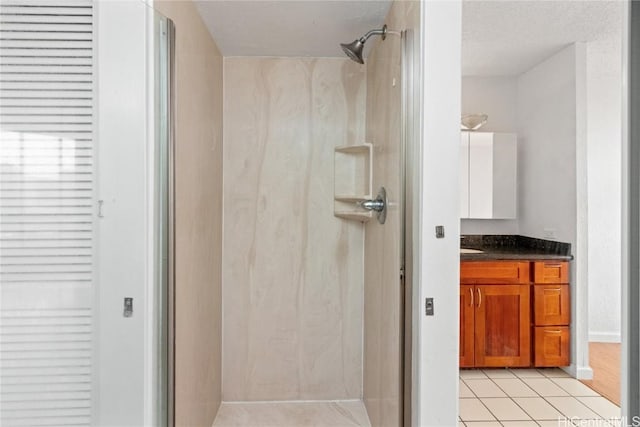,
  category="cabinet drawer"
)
[533,261,569,284]
[533,285,570,326]
[461,261,530,284]
[534,326,570,367]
